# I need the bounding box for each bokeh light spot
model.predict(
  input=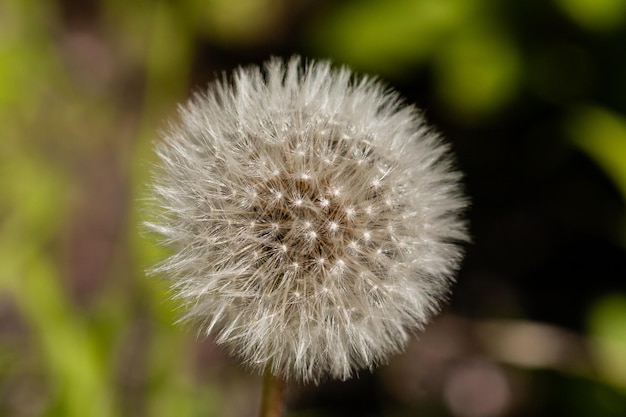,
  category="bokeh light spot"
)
[444,360,511,417]
[434,30,521,122]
